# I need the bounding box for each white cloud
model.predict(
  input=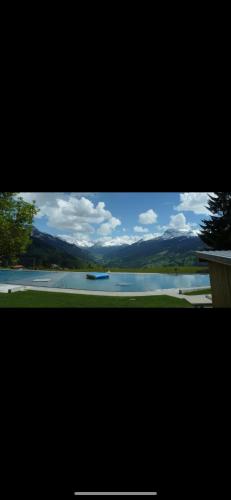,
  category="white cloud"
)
[138,209,158,224]
[157,214,199,236]
[157,224,168,232]
[59,222,200,247]
[57,234,142,248]
[20,193,120,236]
[51,197,112,225]
[97,217,121,235]
[141,232,162,240]
[98,231,165,246]
[175,192,214,214]
[95,235,143,246]
[191,228,200,235]
[169,213,191,231]
[20,192,96,203]
[134,226,149,233]
[19,192,62,209]
[20,192,203,249]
